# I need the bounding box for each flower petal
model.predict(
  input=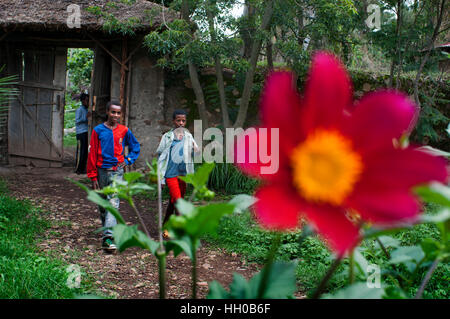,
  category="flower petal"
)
[260,71,305,151]
[347,190,422,226]
[303,205,360,256]
[356,146,448,191]
[302,52,352,132]
[253,185,303,230]
[344,91,418,155]
[233,126,289,182]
